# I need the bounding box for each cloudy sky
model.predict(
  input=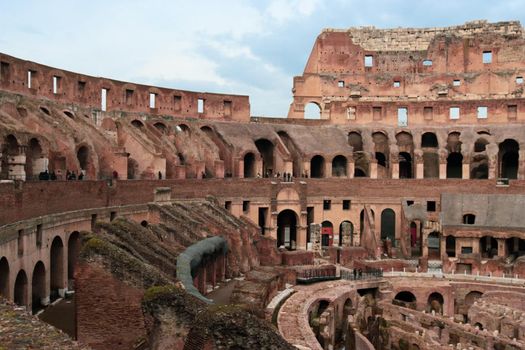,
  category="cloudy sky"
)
[1,0,524,116]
